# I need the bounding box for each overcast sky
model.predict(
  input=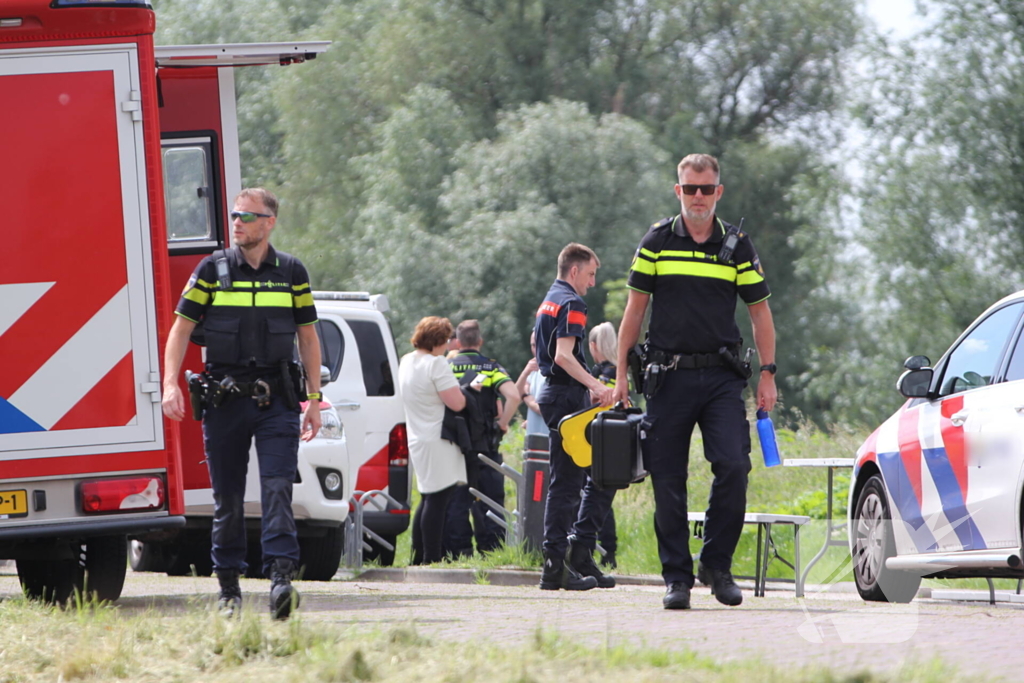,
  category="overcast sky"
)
[865,0,930,38]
